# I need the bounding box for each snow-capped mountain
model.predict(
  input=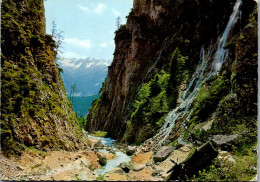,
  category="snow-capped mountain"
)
[56,57,111,96]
